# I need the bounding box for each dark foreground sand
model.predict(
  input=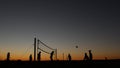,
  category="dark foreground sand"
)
[0,60,120,68]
